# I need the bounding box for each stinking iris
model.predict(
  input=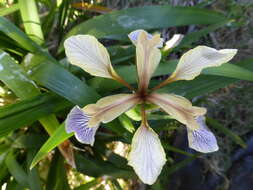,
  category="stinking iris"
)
[64,30,237,185]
